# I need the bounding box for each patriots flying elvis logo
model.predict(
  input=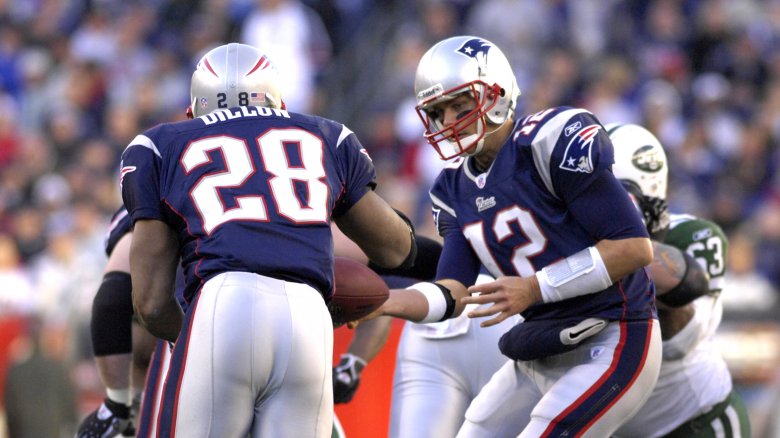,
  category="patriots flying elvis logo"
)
[559,124,600,173]
[457,39,492,62]
[119,165,136,190]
